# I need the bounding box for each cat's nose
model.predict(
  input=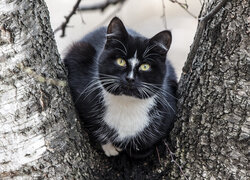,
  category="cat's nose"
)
[126,76,135,83]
